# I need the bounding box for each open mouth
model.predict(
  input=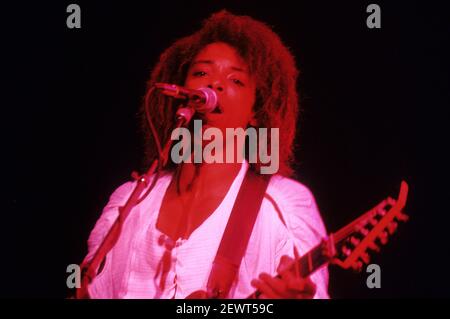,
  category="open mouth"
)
[211,104,223,114]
